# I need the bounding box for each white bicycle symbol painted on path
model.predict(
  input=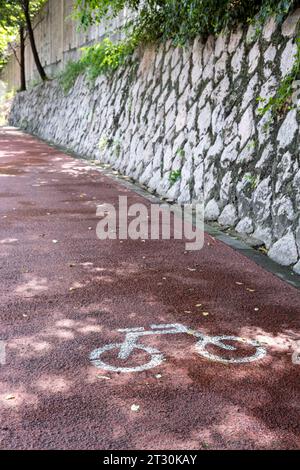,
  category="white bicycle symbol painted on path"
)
[90,323,267,373]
